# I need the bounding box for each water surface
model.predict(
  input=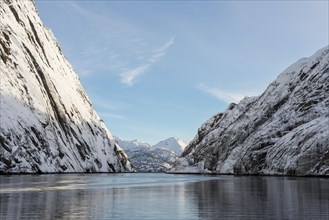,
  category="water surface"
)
[0,173,328,219]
